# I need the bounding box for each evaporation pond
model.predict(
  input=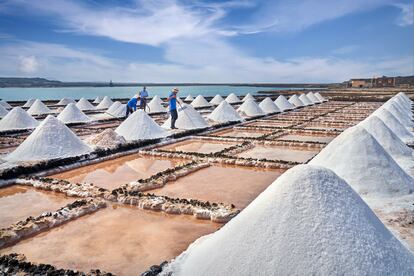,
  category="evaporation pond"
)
[237,145,319,163]
[213,129,272,138]
[0,205,220,275]
[158,140,239,154]
[151,164,284,208]
[277,134,335,143]
[50,154,183,190]
[0,185,74,229]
